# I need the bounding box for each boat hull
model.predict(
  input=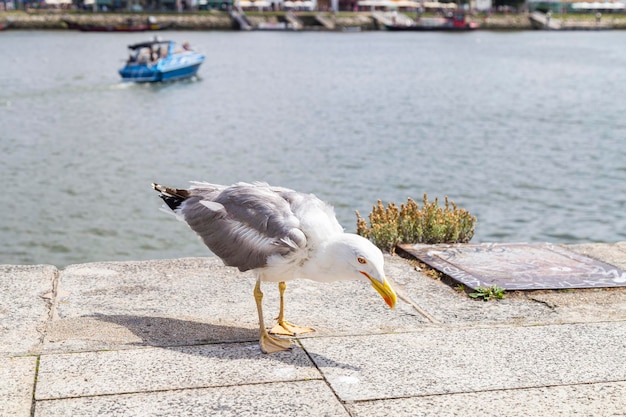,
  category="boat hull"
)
[385,24,477,31]
[64,19,171,32]
[160,63,203,82]
[119,63,202,83]
[385,14,478,31]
